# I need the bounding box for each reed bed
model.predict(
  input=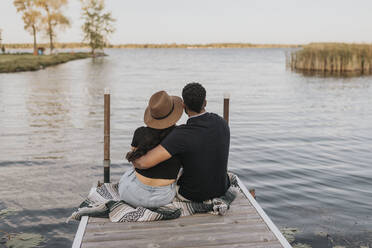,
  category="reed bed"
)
[289,43,372,75]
